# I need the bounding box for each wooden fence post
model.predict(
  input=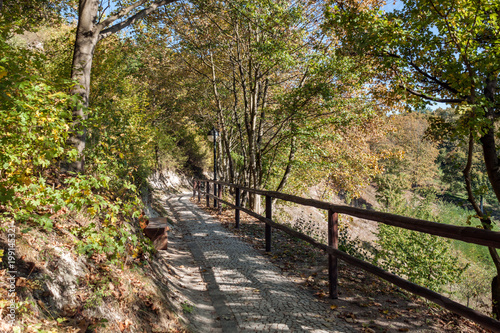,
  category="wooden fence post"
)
[218,184,222,214]
[235,187,240,228]
[265,195,272,252]
[197,181,201,202]
[328,209,339,299]
[206,181,210,207]
[213,183,217,208]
